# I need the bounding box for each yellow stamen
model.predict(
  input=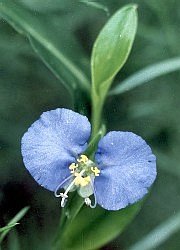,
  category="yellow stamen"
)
[69,163,78,173]
[77,154,89,164]
[74,173,91,187]
[91,167,100,176]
